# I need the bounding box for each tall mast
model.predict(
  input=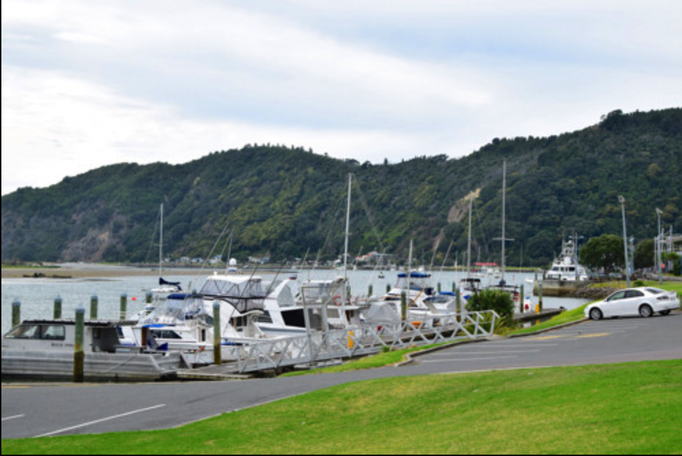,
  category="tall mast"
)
[343,173,352,281]
[467,195,472,279]
[501,158,507,281]
[159,203,164,277]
